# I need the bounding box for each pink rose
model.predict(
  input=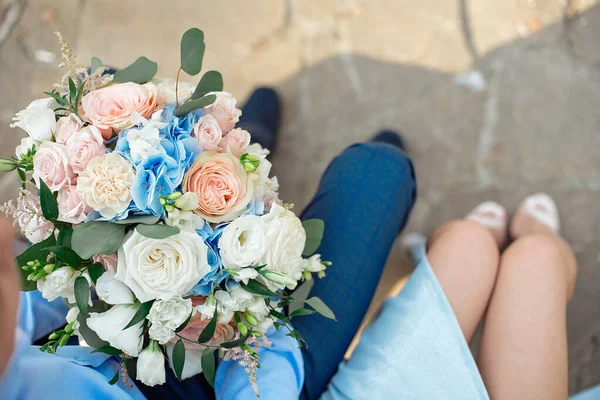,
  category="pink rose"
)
[57,185,91,224]
[183,152,254,223]
[203,91,241,133]
[176,297,235,350]
[81,82,158,139]
[192,114,222,152]
[66,125,107,174]
[219,128,251,158]
[55,114,84,144]
[32,142,75,191]
[92,253,118,273]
